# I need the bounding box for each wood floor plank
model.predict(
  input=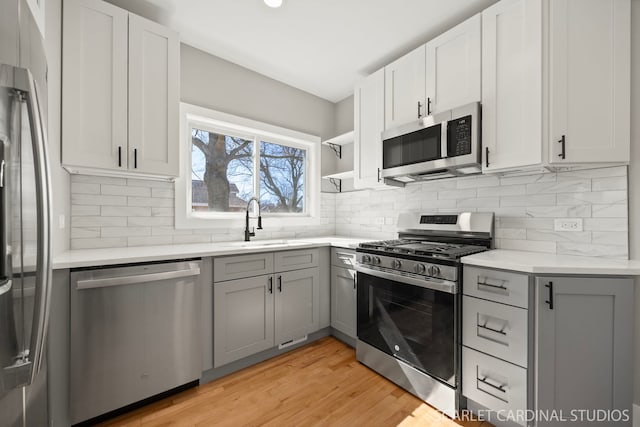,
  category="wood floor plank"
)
[99,337,492,427]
